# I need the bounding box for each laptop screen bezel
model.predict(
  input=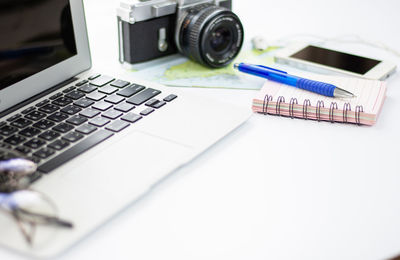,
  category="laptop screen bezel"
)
[0,0,91,114]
